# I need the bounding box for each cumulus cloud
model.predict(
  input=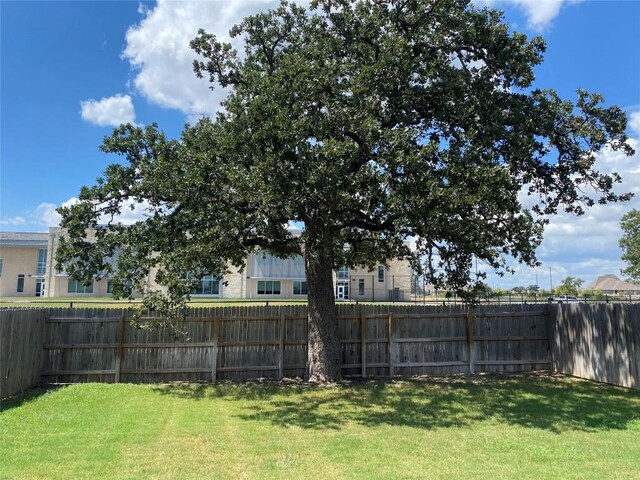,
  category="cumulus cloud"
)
[485,135,640,289]
[22,197,149,228]
[80,94,137,127]
[122,0,282,117]
[629,111,640,137]
[476,0,582,31]
[120,0,578,119]
[0,216,26,226]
